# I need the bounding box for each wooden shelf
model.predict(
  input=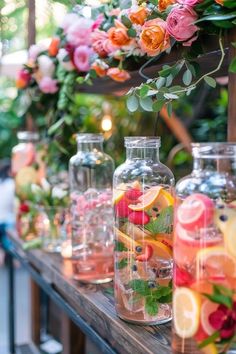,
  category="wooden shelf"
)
[7,233,171,354]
